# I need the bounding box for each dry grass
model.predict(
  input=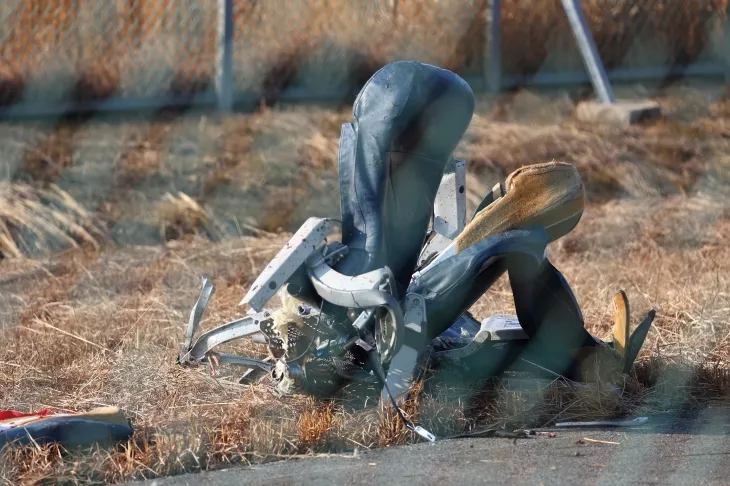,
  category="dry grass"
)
[0,192,728,484]
[0,182,105,259]
[0,0,728,104]
[1,85,730,483]
[157,192,224,243]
